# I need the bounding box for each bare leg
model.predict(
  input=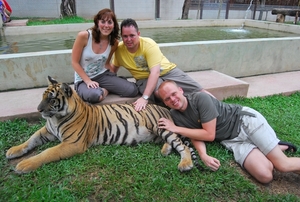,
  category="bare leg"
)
[244,145,300,184]
[267,145,300,173]
[243,148,274,184]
